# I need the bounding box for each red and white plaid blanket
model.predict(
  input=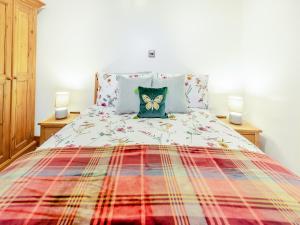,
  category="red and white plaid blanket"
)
[0,145,299,225]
